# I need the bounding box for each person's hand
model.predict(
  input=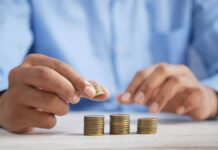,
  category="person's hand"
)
[117,63,218,120]
[0,54,109,133]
